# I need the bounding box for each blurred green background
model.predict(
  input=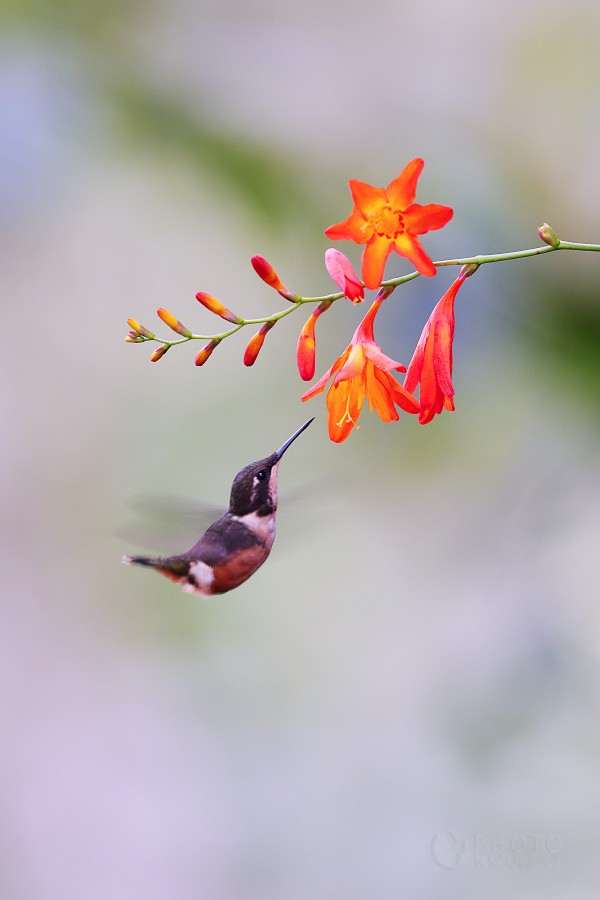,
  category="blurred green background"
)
[2,1,600,898]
